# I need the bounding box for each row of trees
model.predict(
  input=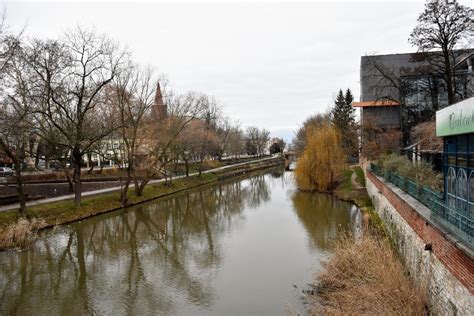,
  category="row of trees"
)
[0,22,275,214]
